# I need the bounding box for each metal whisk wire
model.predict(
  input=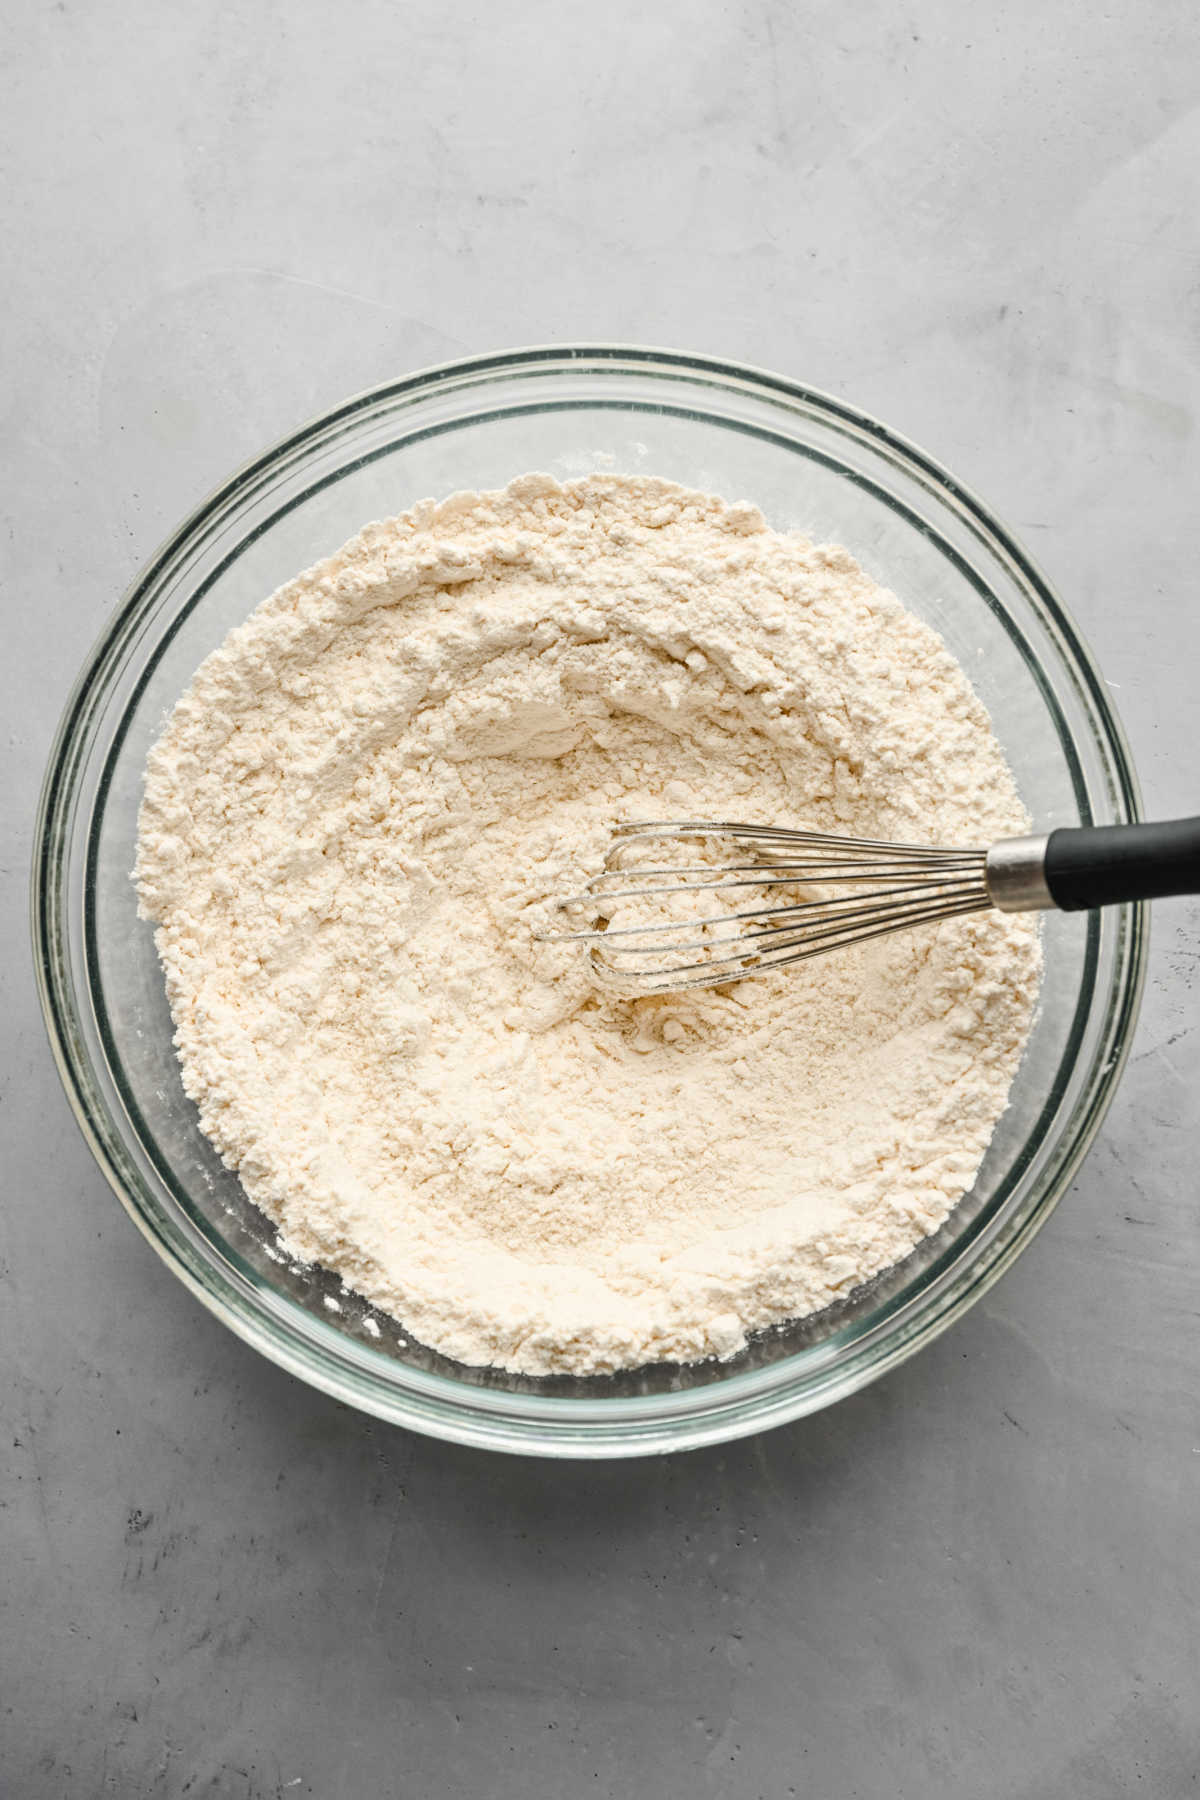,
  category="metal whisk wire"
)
[544,821,993,993]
